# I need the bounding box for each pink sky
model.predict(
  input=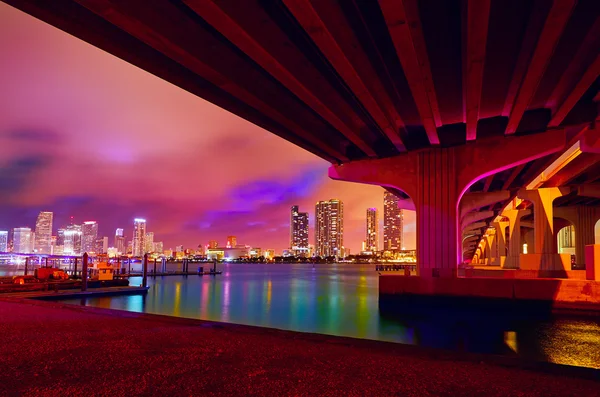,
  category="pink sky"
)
[0,3,415,253]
